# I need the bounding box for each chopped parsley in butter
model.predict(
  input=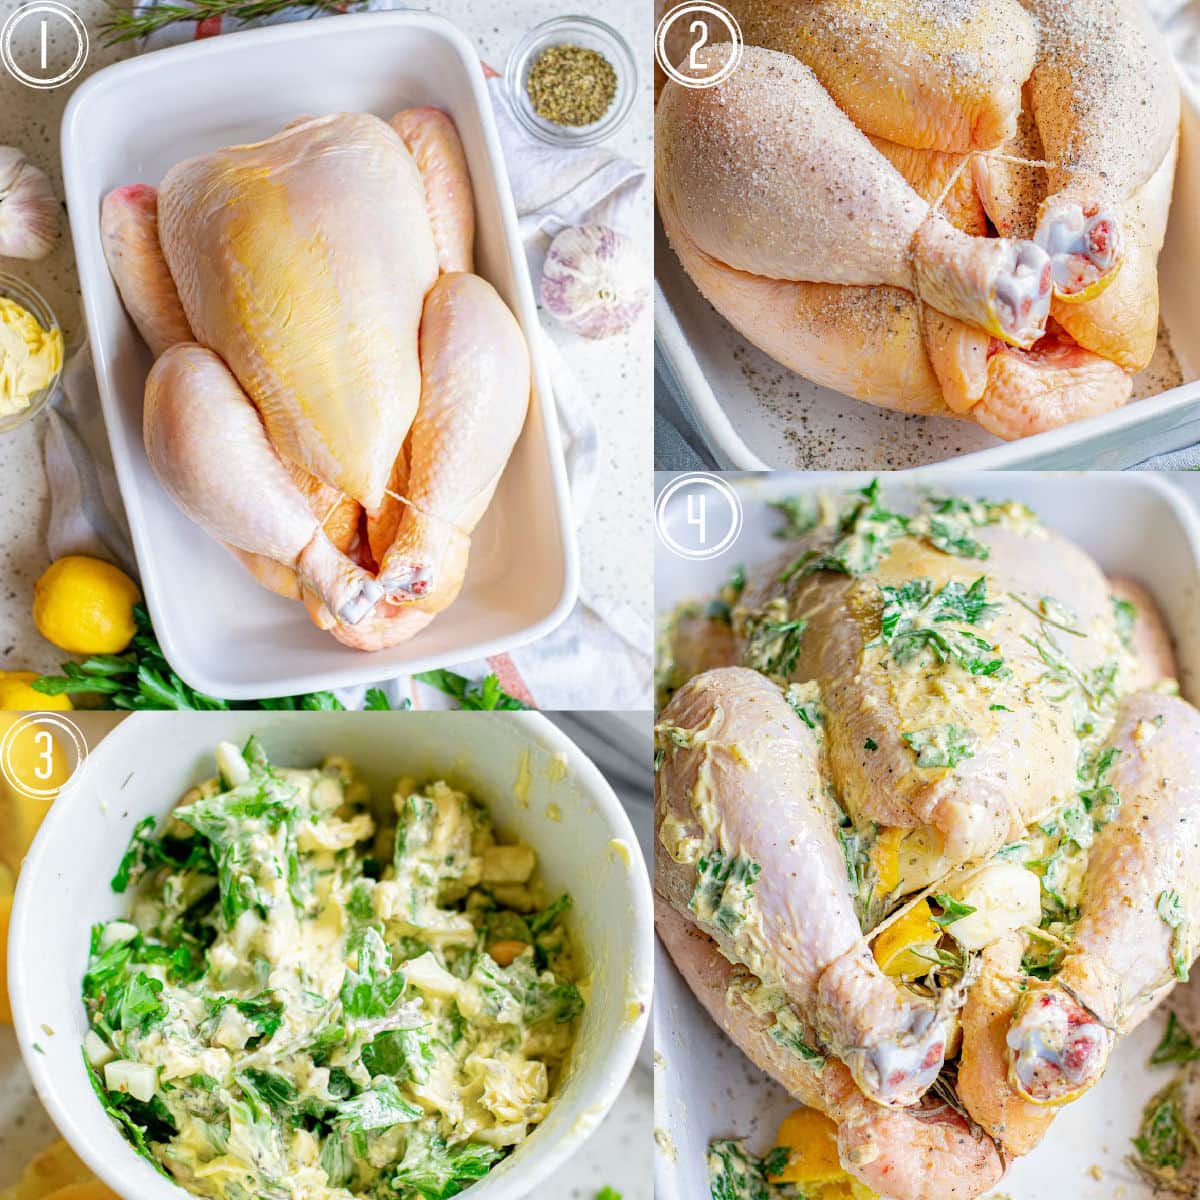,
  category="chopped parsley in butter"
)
[82,737,581,1200]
